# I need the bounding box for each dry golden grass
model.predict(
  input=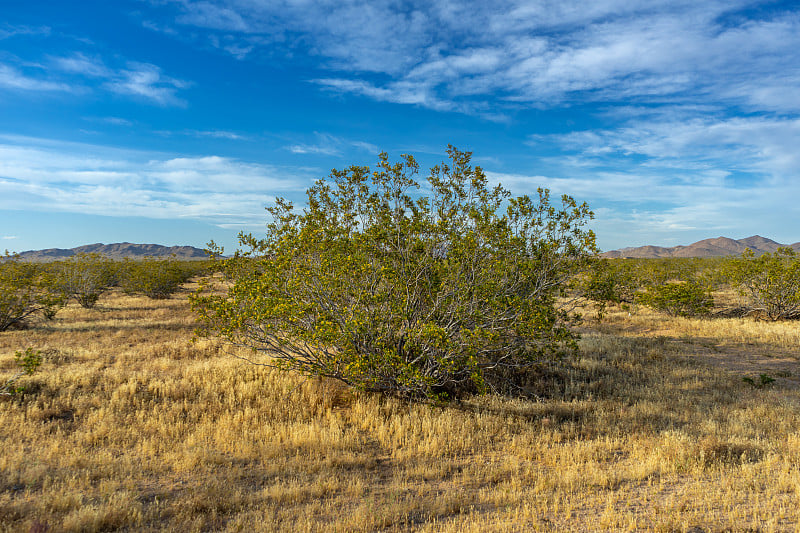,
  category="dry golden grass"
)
[1,288,799,532]
[585,300,800,384]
